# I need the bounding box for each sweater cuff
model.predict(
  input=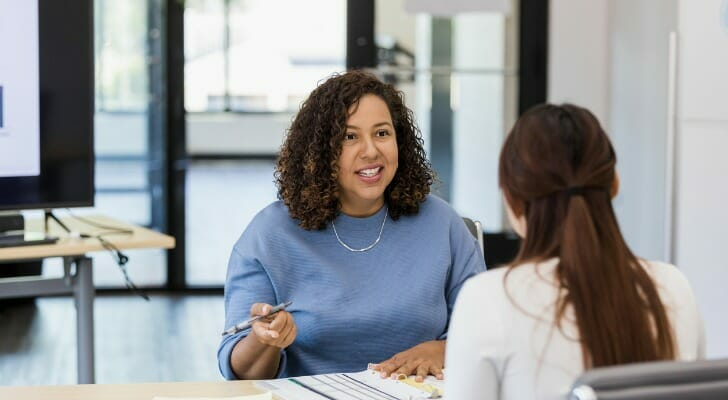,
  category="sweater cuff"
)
[275,349,288,378]
[218,330,249,380]
[217,330,288,380]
